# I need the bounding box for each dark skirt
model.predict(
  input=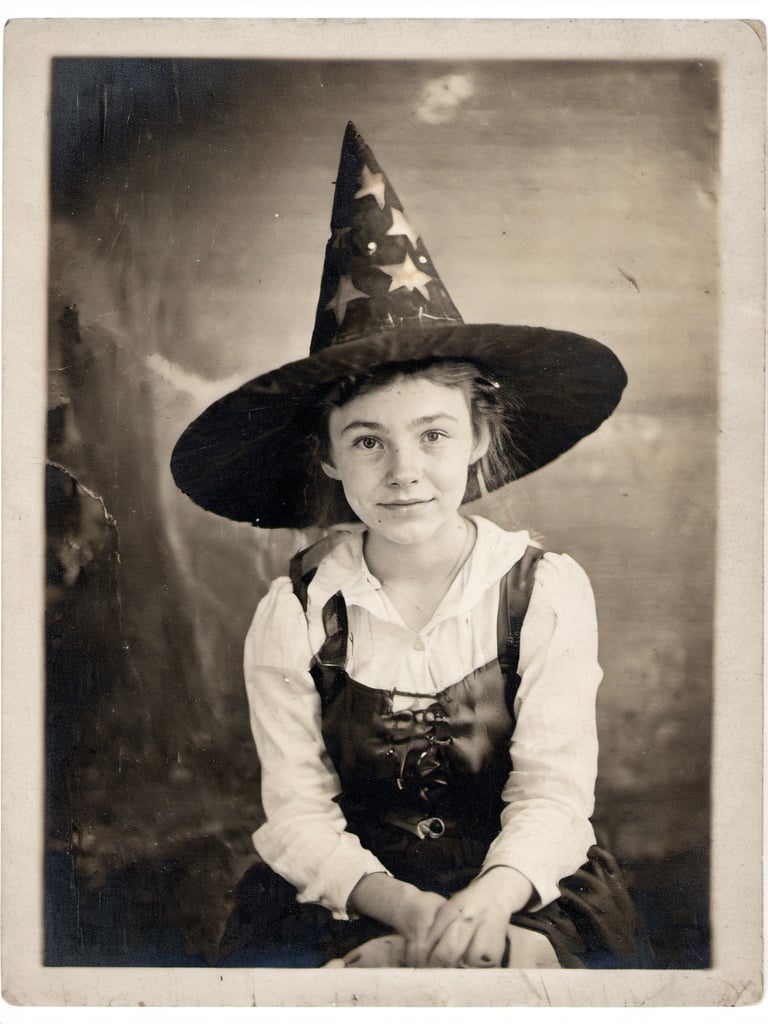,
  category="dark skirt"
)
[218,838,653,969]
